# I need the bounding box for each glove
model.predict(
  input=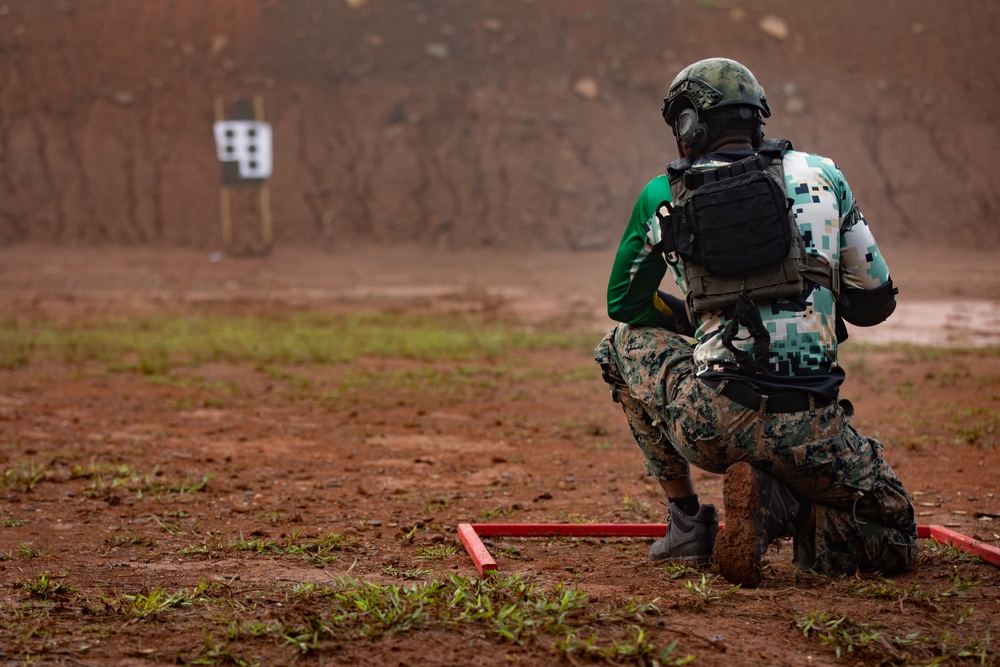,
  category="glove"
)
[654,290,695,337]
